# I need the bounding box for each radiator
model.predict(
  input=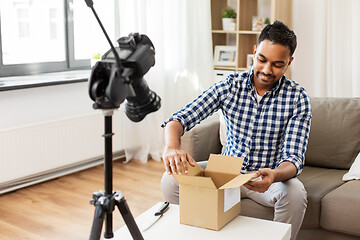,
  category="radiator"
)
[0,113,123,194]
